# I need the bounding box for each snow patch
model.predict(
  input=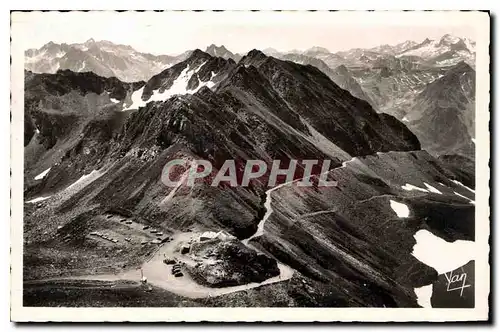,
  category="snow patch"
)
[390,200,410,218]
[401,183,428,193]
[424,183,442,194]
[26,196,51,204]
[34,168,51,180]
[414,284,433,308]
[67,170,99,191]
[110,98,120,103]
[123,87,147,111]
[402,116,409,122]
[411,229,476,275]
[55,51,66,58]
[341,157,358,168]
